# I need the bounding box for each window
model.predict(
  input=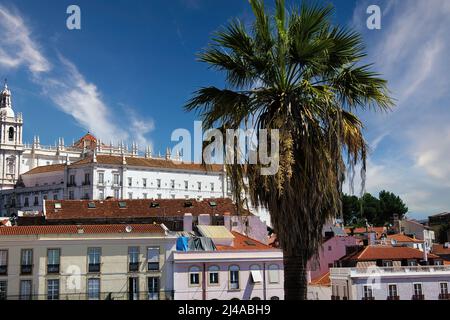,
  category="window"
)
[87,278,100,300]
[363,285,373,299]
[157,194,162,199]
[148,277,159,300]
[407,260,418,266]
[268,264,280,283]
[114,189,120,199]
[21,249,33,275]
[434,260,443,266]
[147,247,160,271]
[20,280,32,300]
[0,281,7,300]
[8,127,14,141]
[47,249,60,274]
[129,247,139,272]
[440,283,449,295]
[189,266,200,286]
[229,265,240,290]
[98,190,104,200]
[24,197,29,207]
[250,265,262,284]
[171,179,175,189]
[0,250,7,275]
[388,284,398,298]
[98,172,104,185]
[156,179,161,188]
[129,277,139,300]
[171,194,175,199]
[84,173,91,185]
[143,193,148,199]
[69,174,75,186]
[383,260,393,267]
[128,192,133,200]
[113,173,120,185]
[143,178,147,188]
[413,283,423,298]
[69,191,74,200]
[184,181,189,190]
[210,183,214,192]
[128,177,132,187]
[88,248,101,273]
[33,196,39,206]
[197,182,202,191]
[208,266,219,285]
[53,194,58,200]
[47,279,59,300]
